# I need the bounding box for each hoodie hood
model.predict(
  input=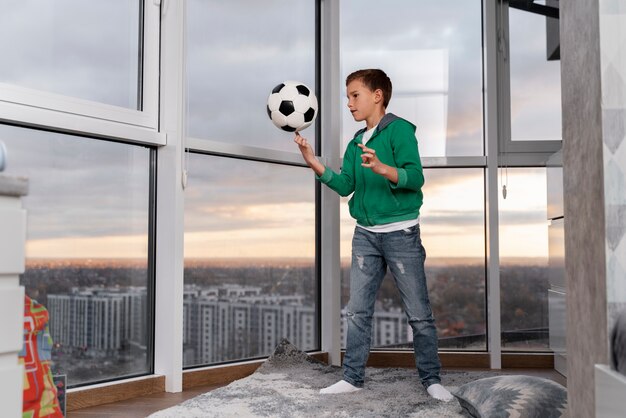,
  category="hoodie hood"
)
[351,113,416,140]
